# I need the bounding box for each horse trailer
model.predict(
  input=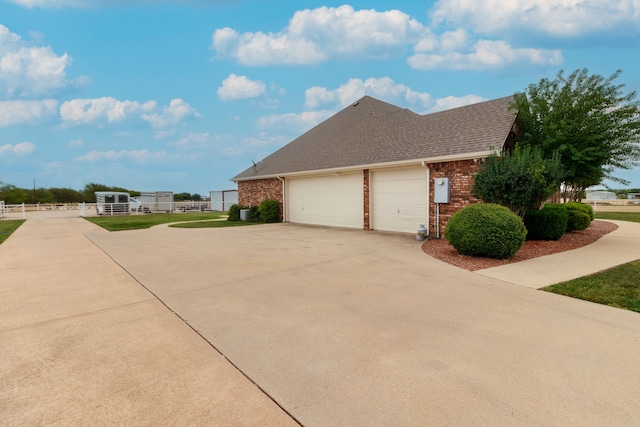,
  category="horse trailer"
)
[95,191,131,215]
